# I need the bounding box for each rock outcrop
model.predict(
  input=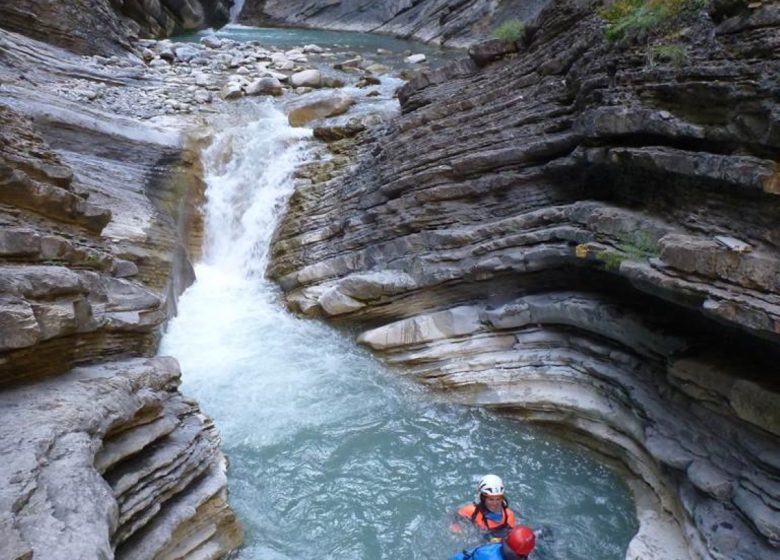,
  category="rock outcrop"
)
[269,1,780,558]
[0,0,233,55]
[0,357,241,560]
[0,22,241,560]
[239,0,551,47]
